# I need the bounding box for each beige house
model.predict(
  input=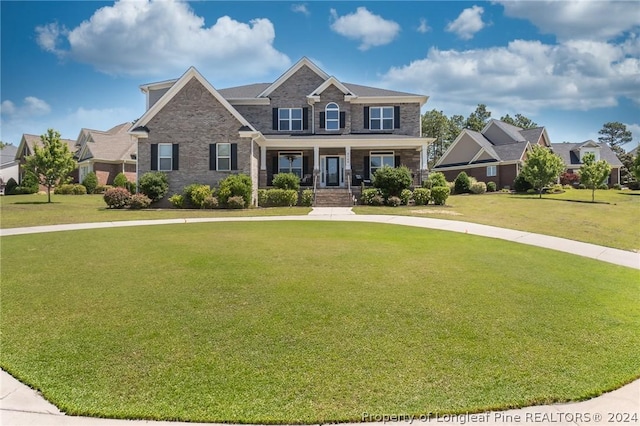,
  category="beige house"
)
[76,123,136,185]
